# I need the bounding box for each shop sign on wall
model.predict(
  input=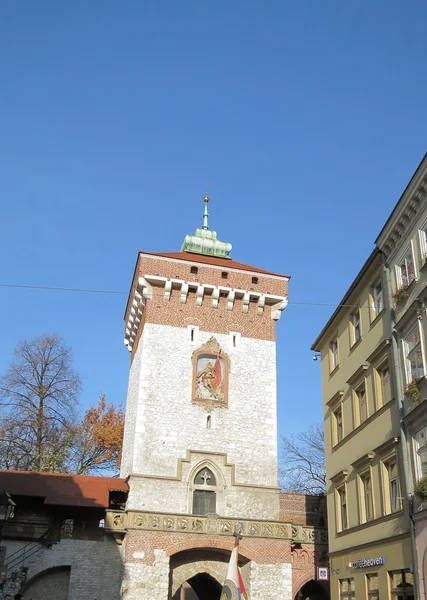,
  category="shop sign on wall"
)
[349,557,385,569]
